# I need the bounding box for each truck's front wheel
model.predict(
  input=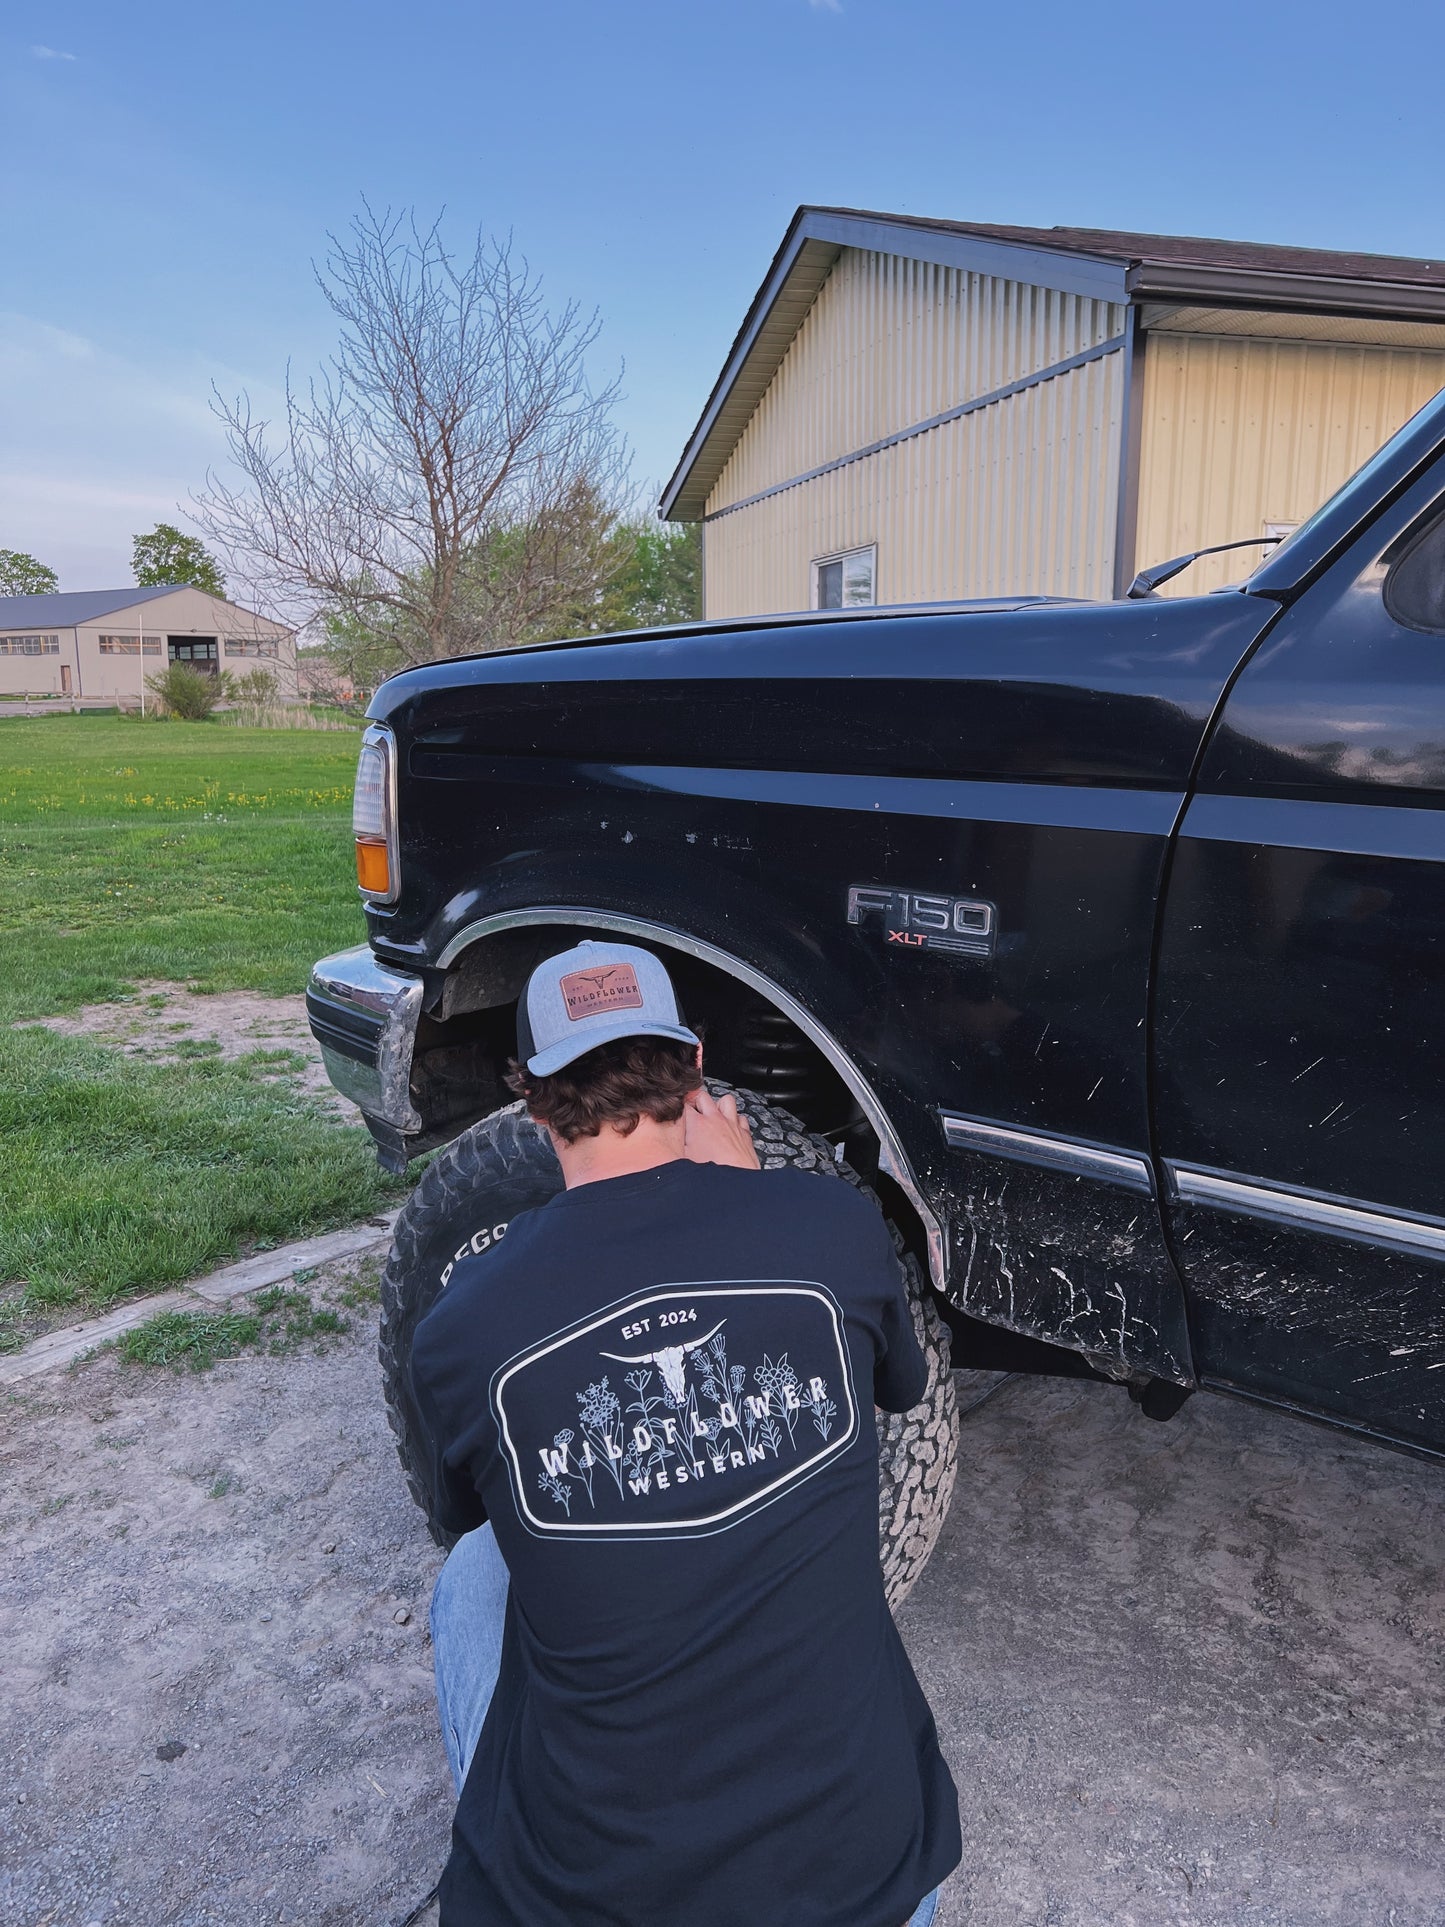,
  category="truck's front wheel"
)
[378,1088,958,1610]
